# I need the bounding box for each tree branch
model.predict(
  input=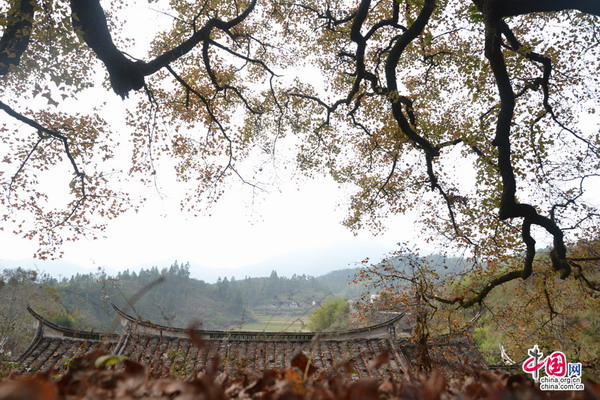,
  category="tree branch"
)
[0,0,35,76]
[499,0,600,17]
[70,0,145,97]
[0,100,86,192]
[70,0,258,98]
[483,0,570,280]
